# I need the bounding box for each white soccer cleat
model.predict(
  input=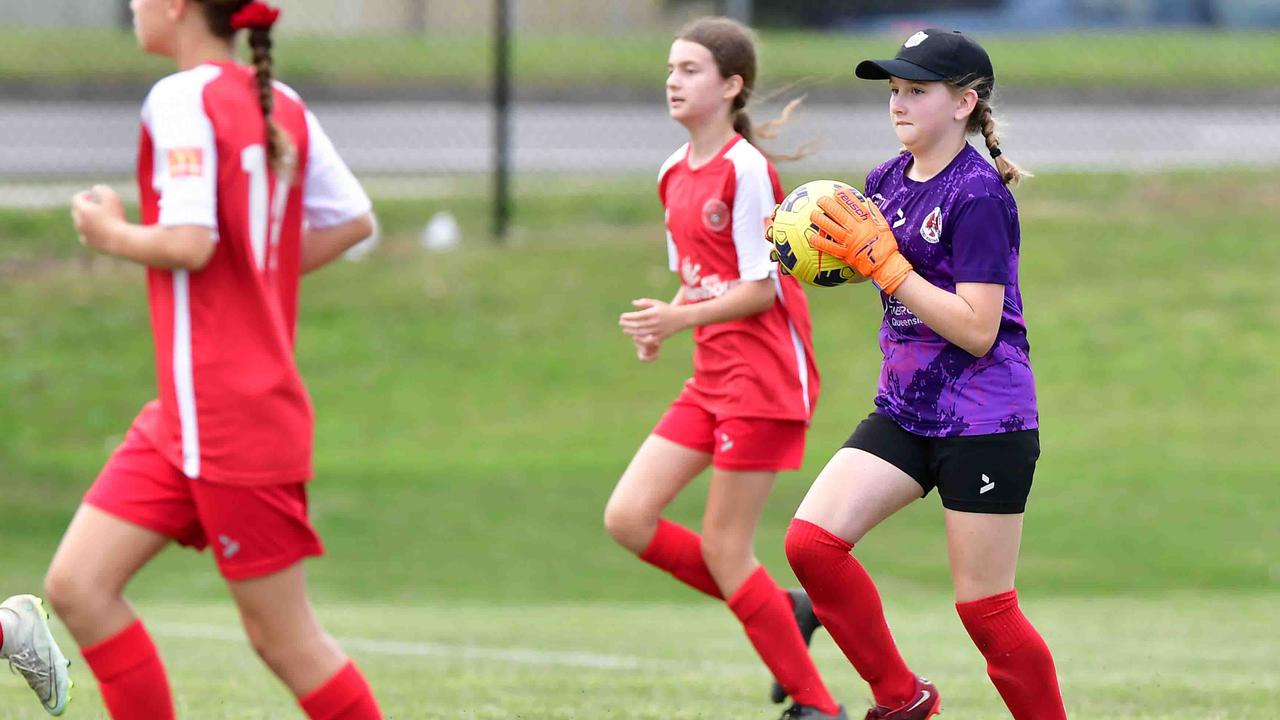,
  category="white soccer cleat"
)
[1,595,72,716]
